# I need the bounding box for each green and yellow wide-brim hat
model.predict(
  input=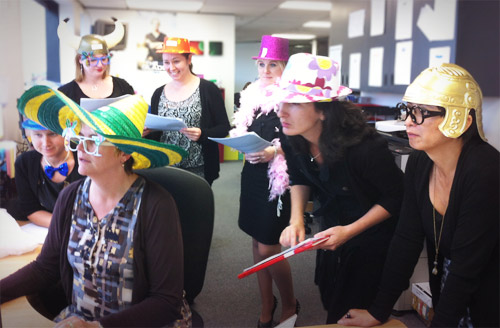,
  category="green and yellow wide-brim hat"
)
[18,85,187,170]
